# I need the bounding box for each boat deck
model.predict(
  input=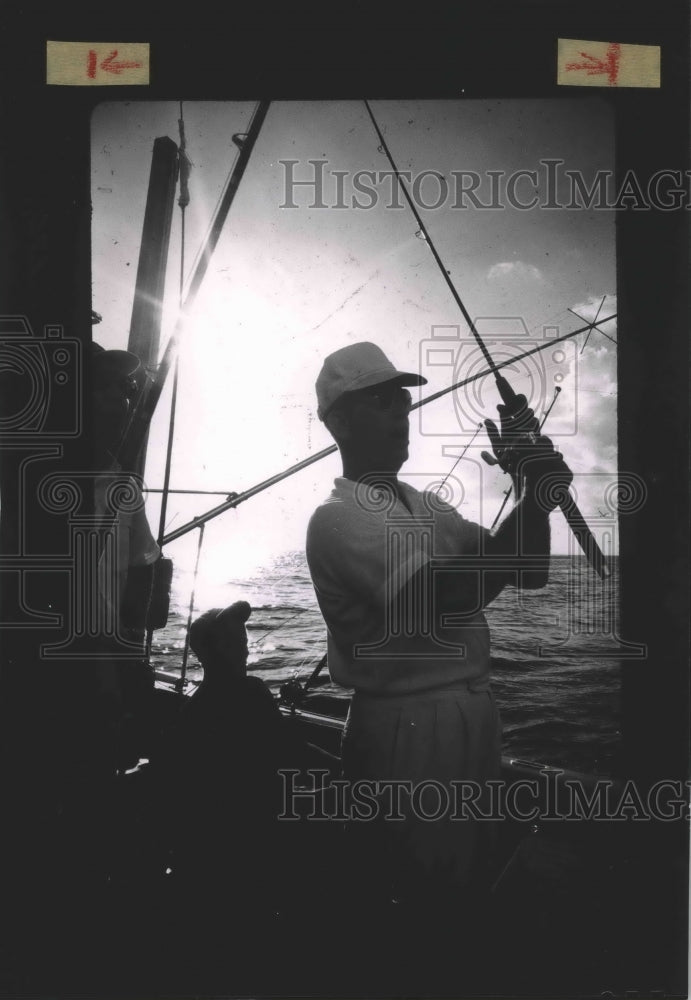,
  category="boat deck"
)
[6,684,684,998]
